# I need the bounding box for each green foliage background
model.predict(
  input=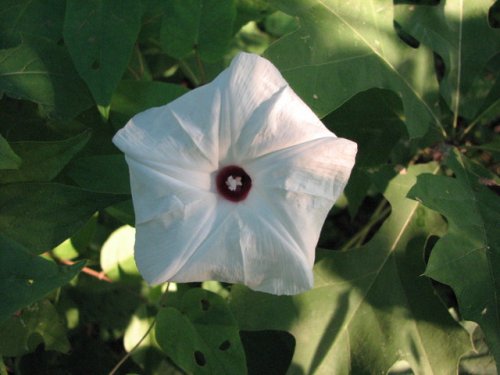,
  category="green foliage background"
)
[0,0,499,374]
